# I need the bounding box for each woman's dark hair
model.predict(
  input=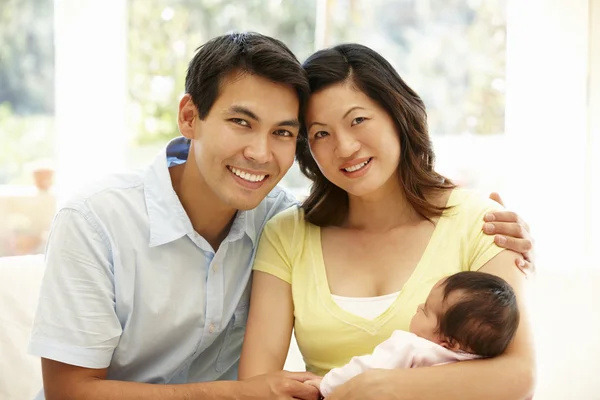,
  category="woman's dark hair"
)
[185,32,309,122]
[298,43,454,226]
